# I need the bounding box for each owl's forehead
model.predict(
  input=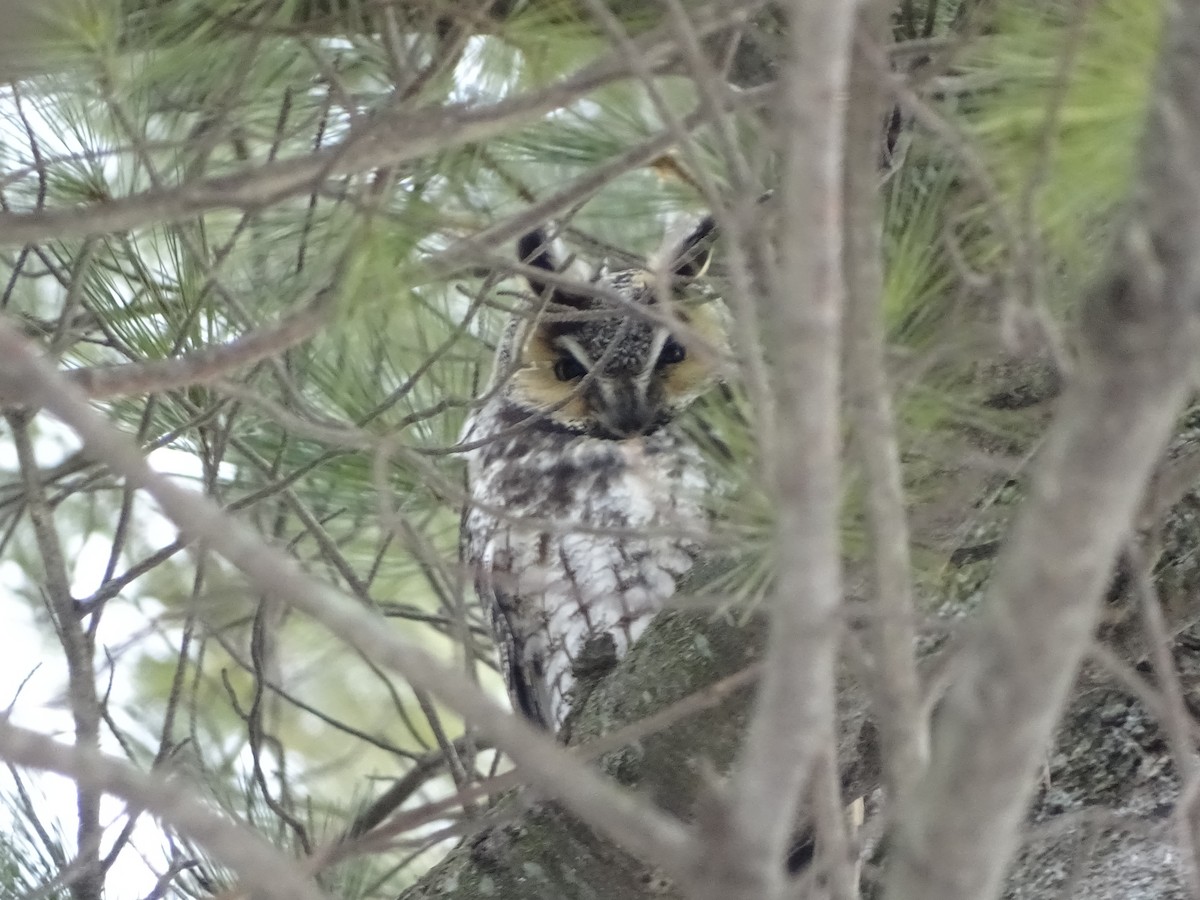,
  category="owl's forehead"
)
[553,268,661,372]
